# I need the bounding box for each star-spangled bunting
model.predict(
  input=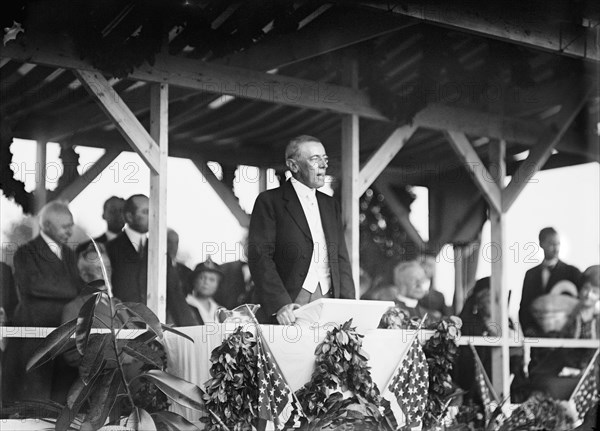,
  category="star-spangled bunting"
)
[569,349,599,421]
[470,345,500,425]
[383,337,429,430]
[256,337,305,430]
